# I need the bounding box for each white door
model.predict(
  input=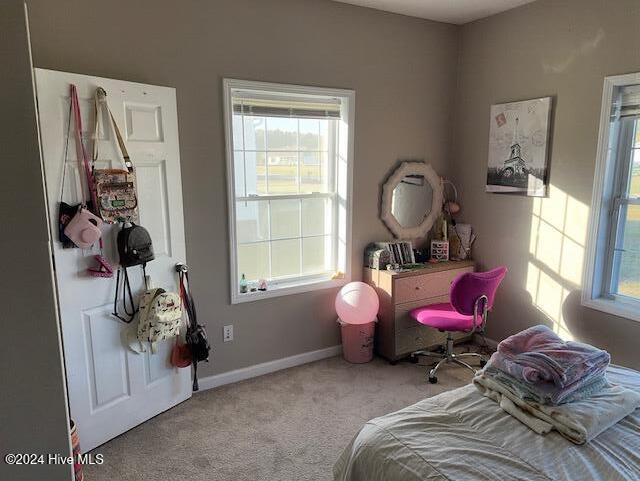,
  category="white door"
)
[35,69,191,451]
